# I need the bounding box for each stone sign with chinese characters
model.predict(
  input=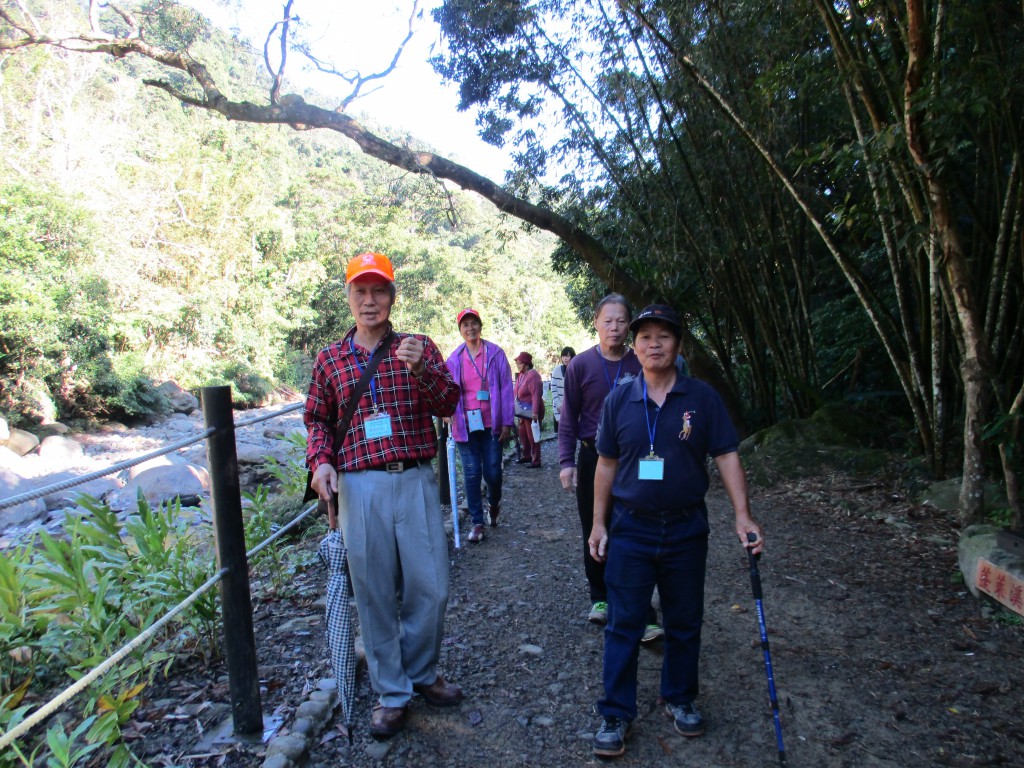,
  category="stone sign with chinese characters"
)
[976,557,1024,617]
